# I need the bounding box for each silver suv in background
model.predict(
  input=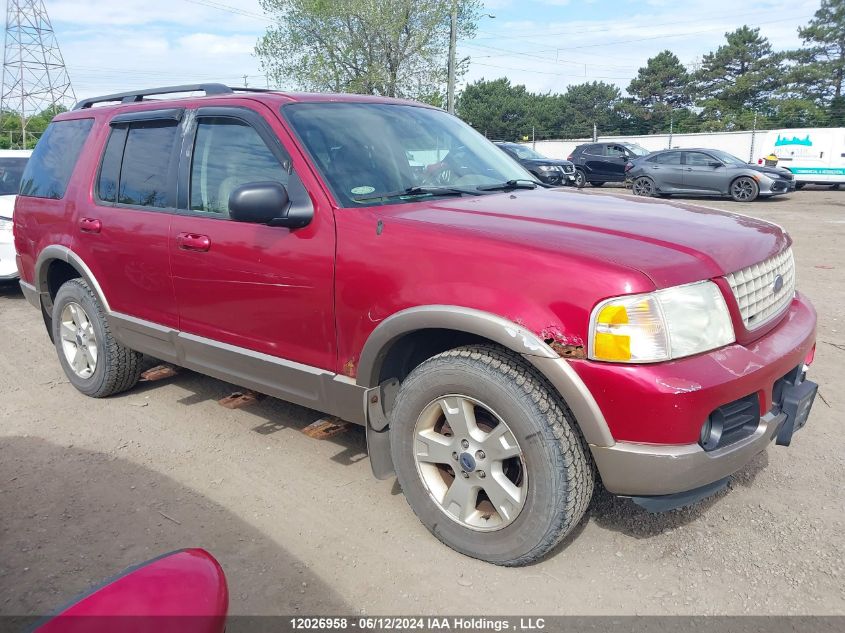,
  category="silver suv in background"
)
[0,149,32,281]
[627,148,796,202]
